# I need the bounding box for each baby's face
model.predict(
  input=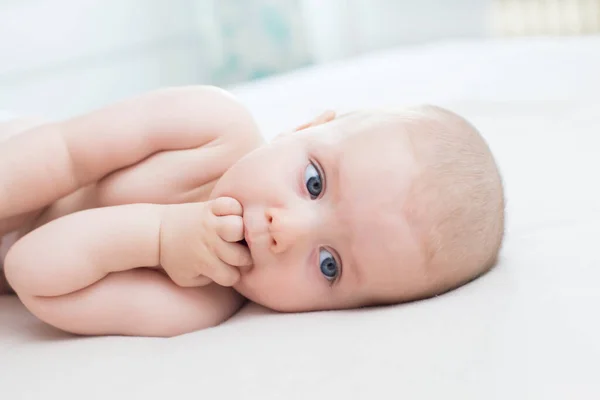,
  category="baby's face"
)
[211,114,432,312]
